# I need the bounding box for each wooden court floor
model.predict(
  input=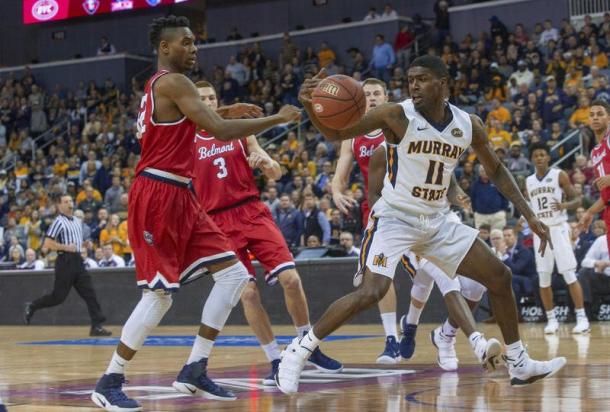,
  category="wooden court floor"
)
[0,323,609,411]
